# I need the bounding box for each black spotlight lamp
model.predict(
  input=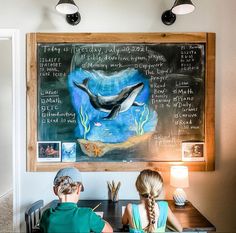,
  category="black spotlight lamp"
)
[172,0,195,15]
[56,0,81,25]
[161,0,195,26]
